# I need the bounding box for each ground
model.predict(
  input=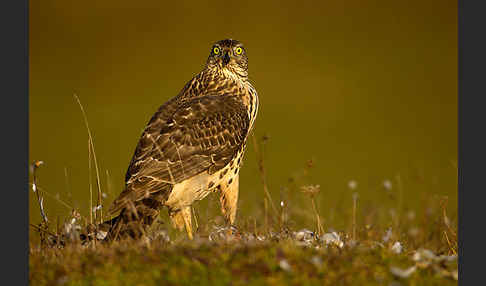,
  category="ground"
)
[29,196,457,286]
[29,137,457,286]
